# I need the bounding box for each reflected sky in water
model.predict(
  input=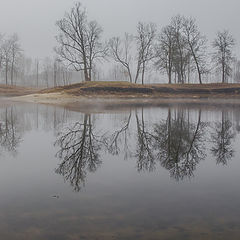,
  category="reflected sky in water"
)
[0,102,240,239]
